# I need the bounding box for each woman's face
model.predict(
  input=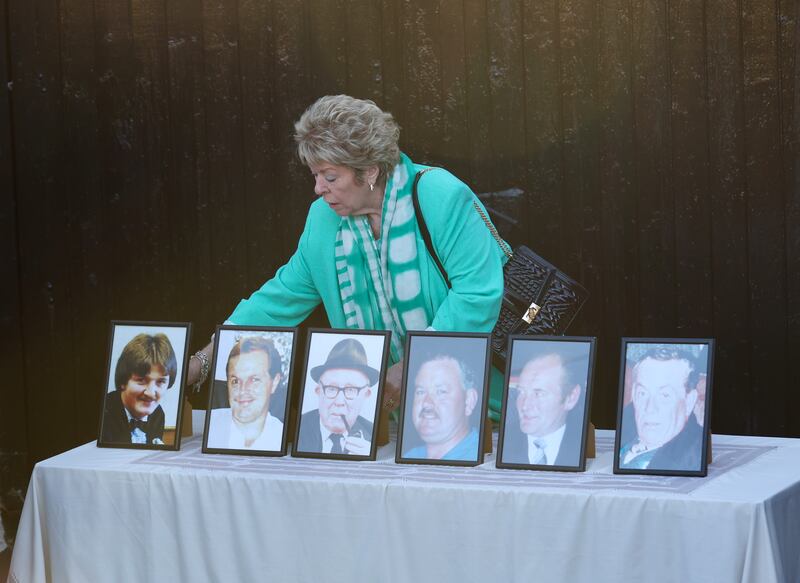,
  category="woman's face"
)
[309,162,380,217]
